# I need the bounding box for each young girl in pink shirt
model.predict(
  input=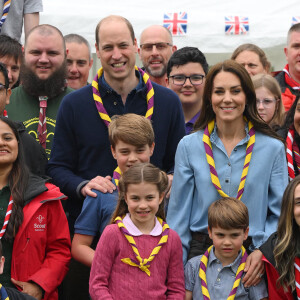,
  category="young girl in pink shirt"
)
[89,163,185,299]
